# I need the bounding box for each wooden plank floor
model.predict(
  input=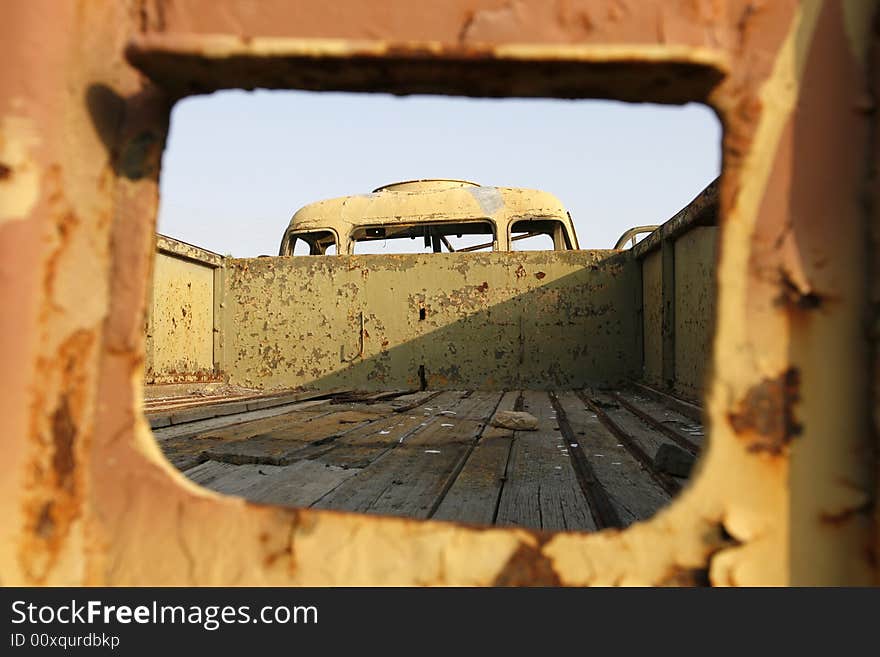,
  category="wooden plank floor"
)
[156,386,703,532]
